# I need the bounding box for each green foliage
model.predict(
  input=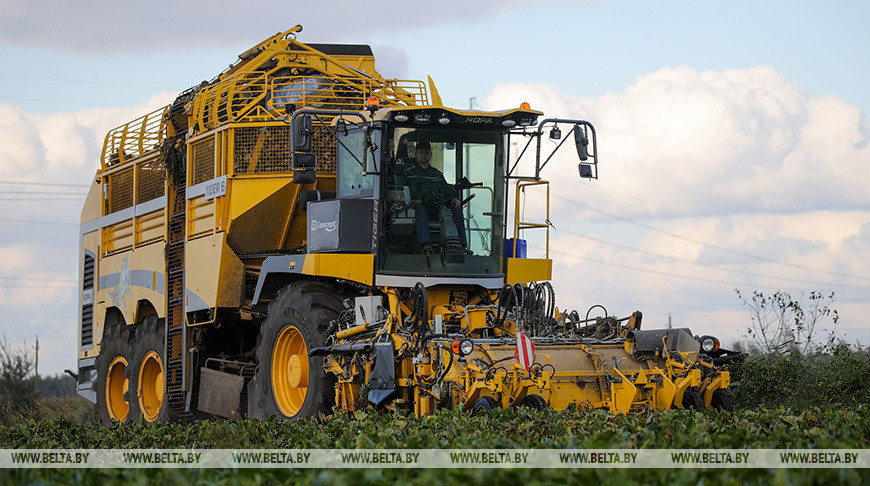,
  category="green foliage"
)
[2,407,870,484]
[729,343,870,410]
[0,336,39,416]
[2,405,869,449]
[2,404,869,484]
